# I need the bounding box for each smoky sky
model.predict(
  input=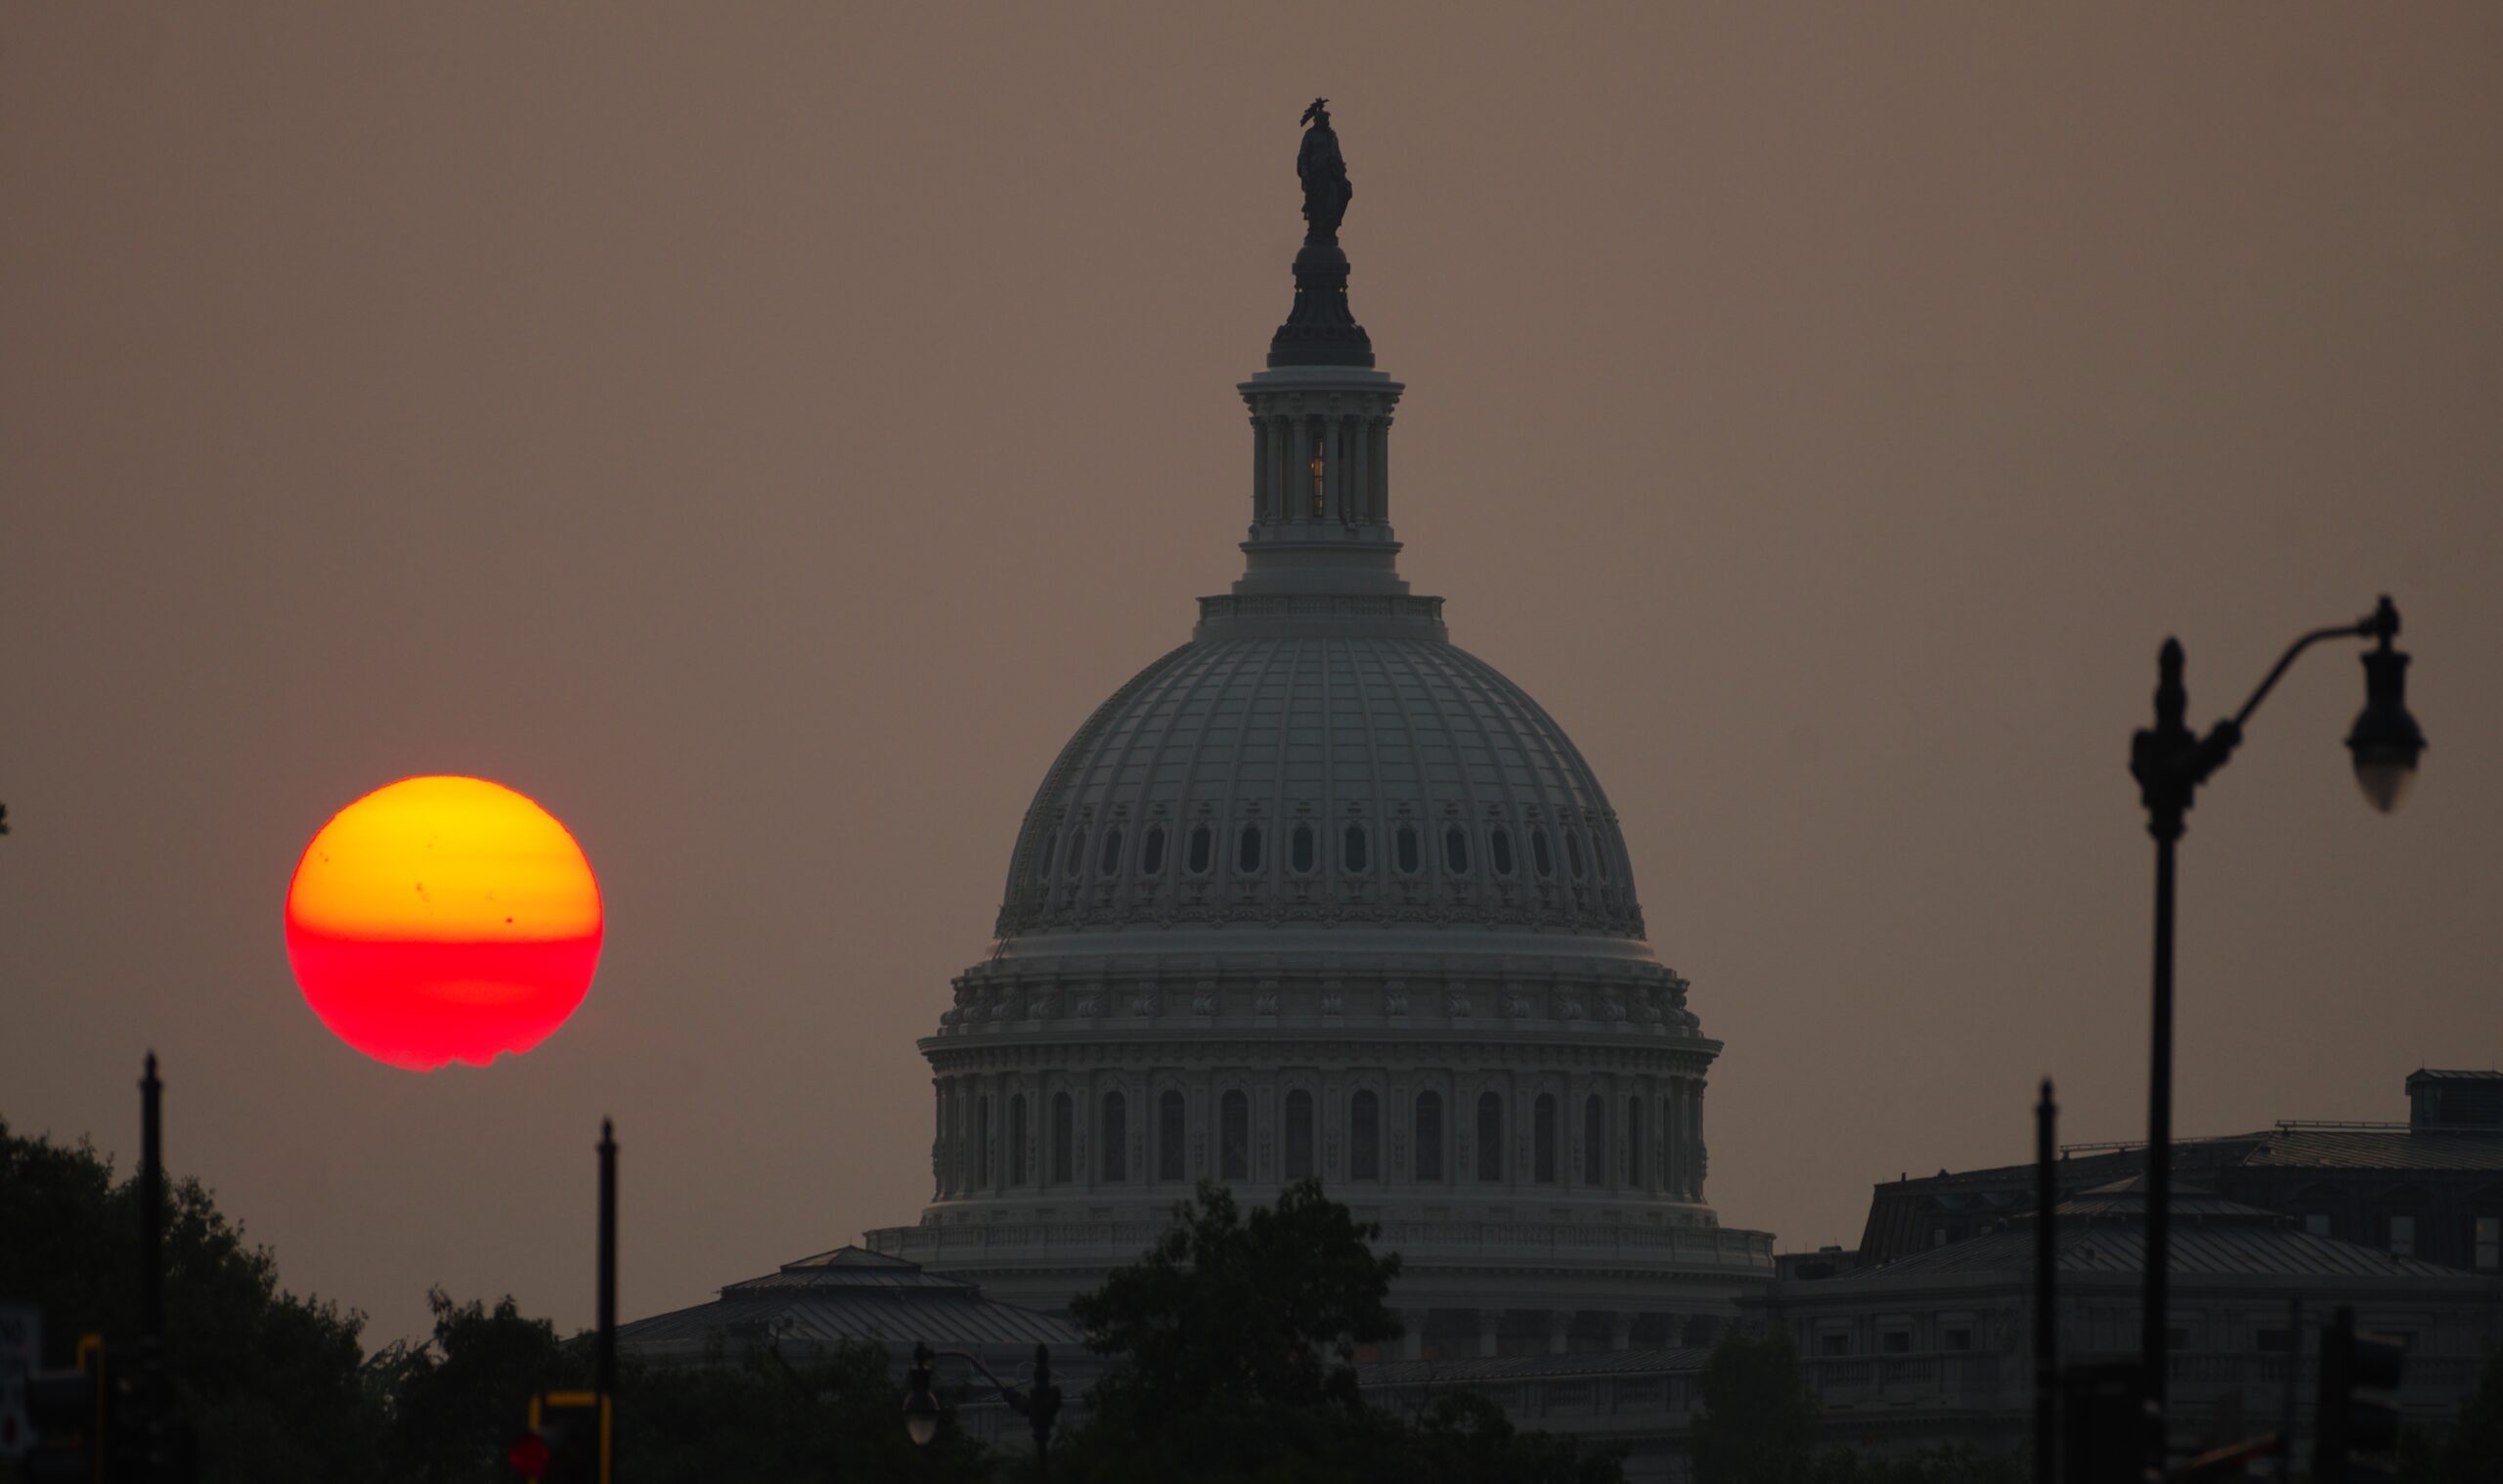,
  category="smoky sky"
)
[4,4,2498,1346]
